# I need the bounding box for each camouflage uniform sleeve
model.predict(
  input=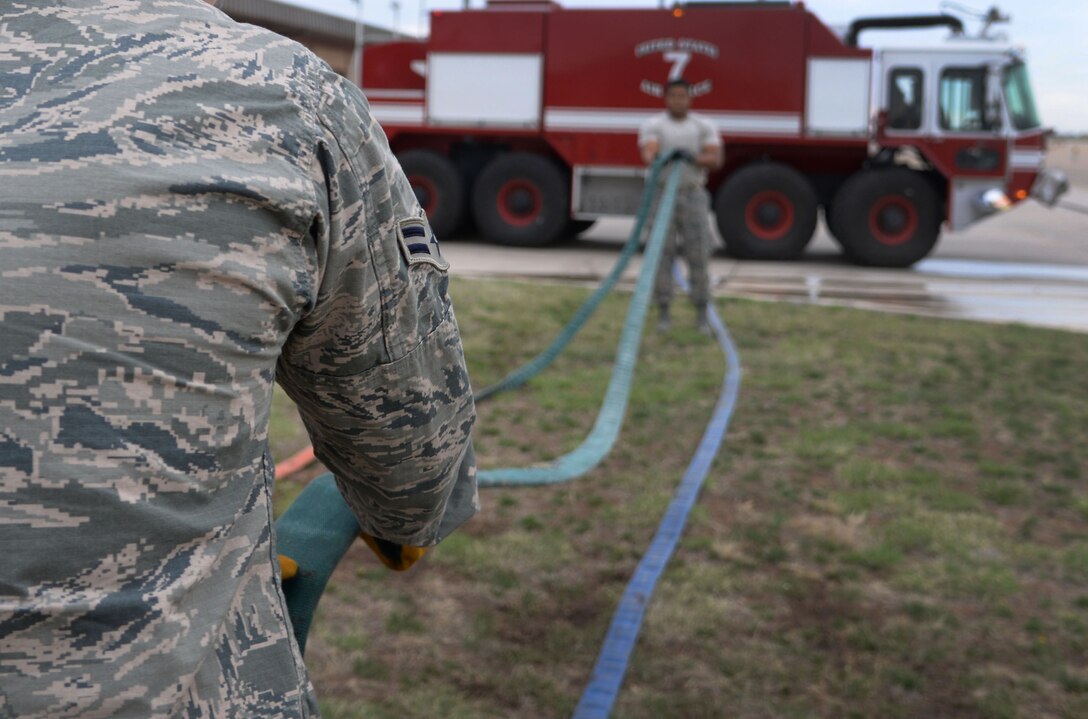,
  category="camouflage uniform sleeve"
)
[276,67,477,547]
